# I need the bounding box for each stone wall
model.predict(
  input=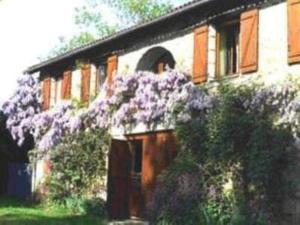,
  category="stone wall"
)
[118,33,194,75]
[37,2,300,223]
